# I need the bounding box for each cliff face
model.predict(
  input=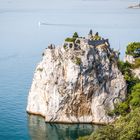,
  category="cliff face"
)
[27,36,126,124]
[124,54,135,64]
[132,68,140,79]
[124,54,140,79]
